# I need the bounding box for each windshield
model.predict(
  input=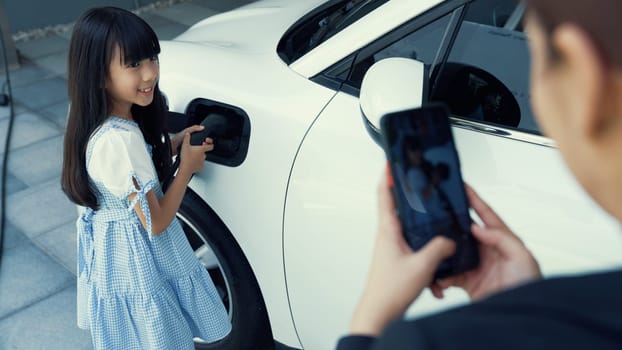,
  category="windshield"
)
[278,0,389,64]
